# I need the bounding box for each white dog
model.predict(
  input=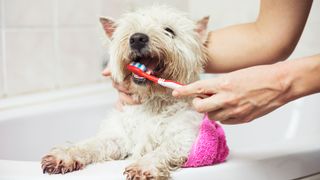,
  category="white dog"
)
[42,5,209,180]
